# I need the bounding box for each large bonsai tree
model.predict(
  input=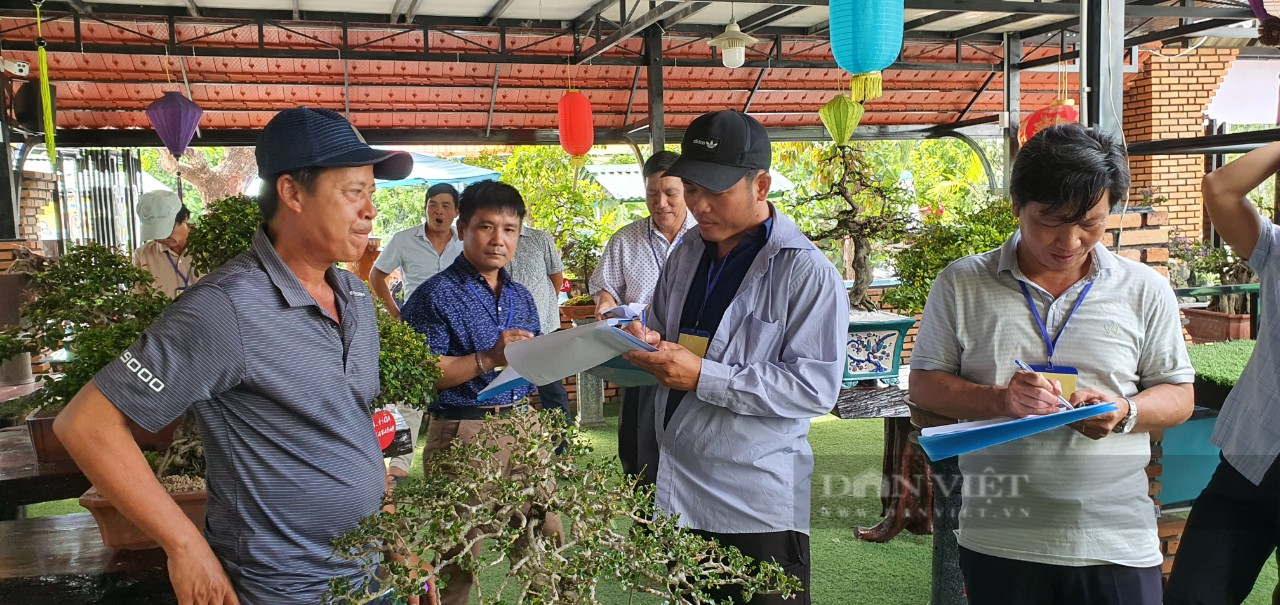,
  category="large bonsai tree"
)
[325,410,801,605]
